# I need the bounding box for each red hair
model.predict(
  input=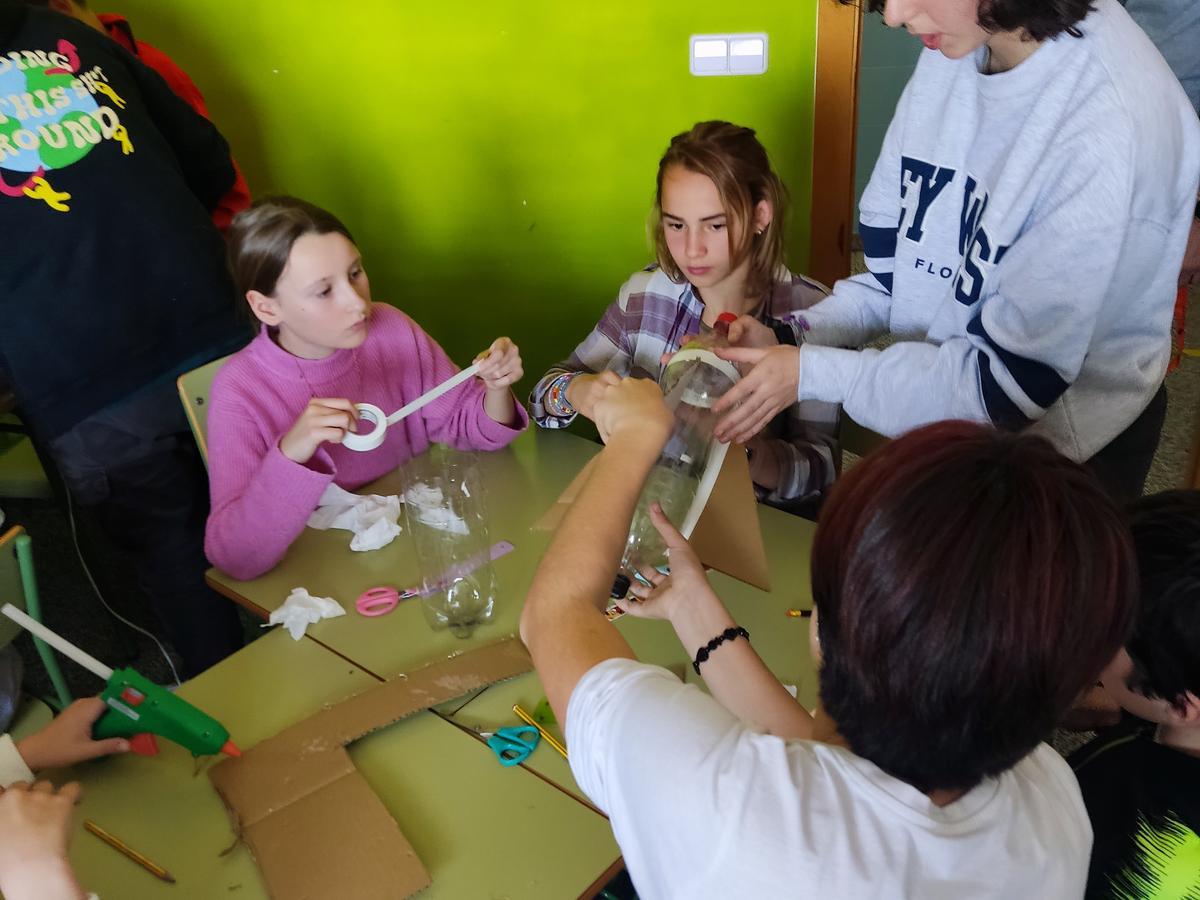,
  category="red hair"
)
[812,421,1136,792]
